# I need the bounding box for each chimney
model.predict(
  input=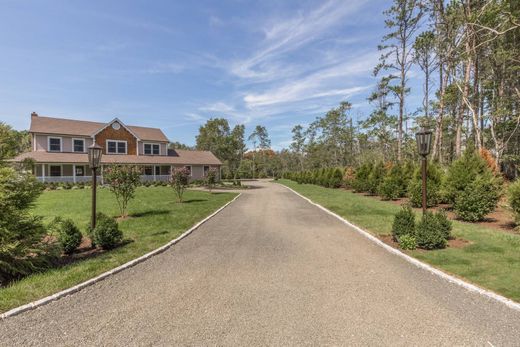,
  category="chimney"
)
[31,112,38,117]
